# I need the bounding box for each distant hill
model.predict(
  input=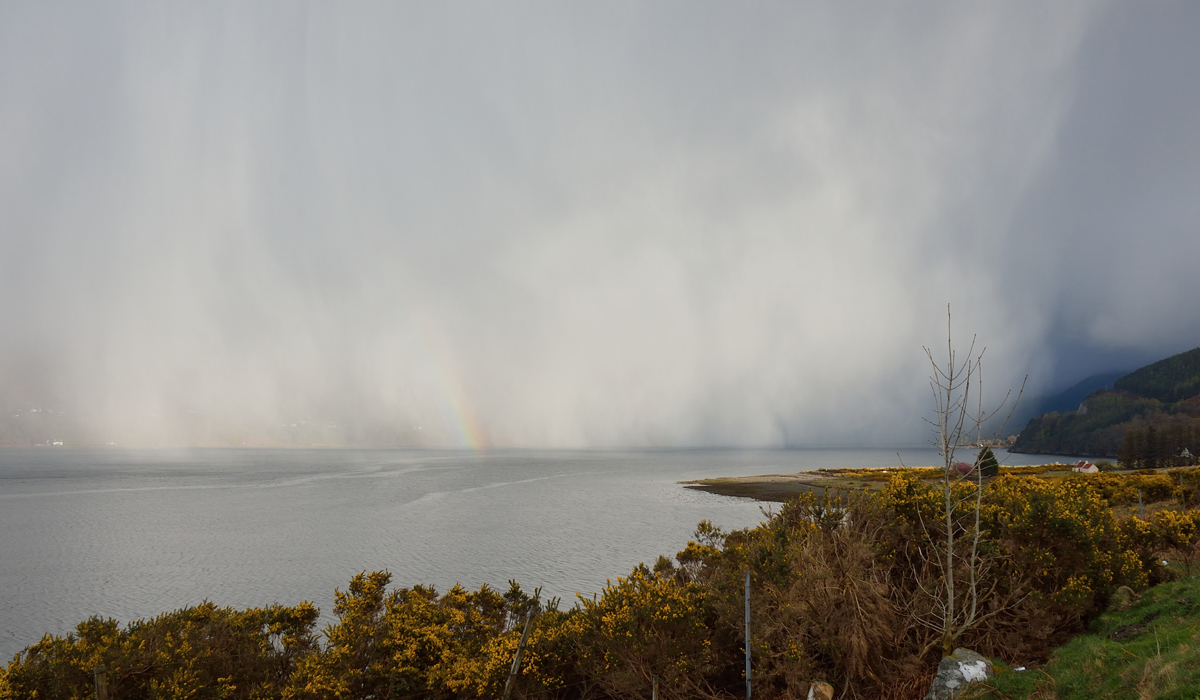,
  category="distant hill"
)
[1113,347,1200,403]
[1036,371,1128,415]
[1013,347,1200,462]
[997,371,1130,442]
